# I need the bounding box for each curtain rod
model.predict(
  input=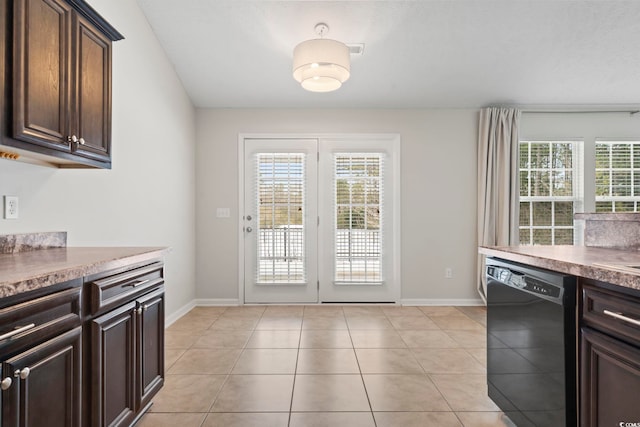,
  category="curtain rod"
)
[521,109,639,115]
